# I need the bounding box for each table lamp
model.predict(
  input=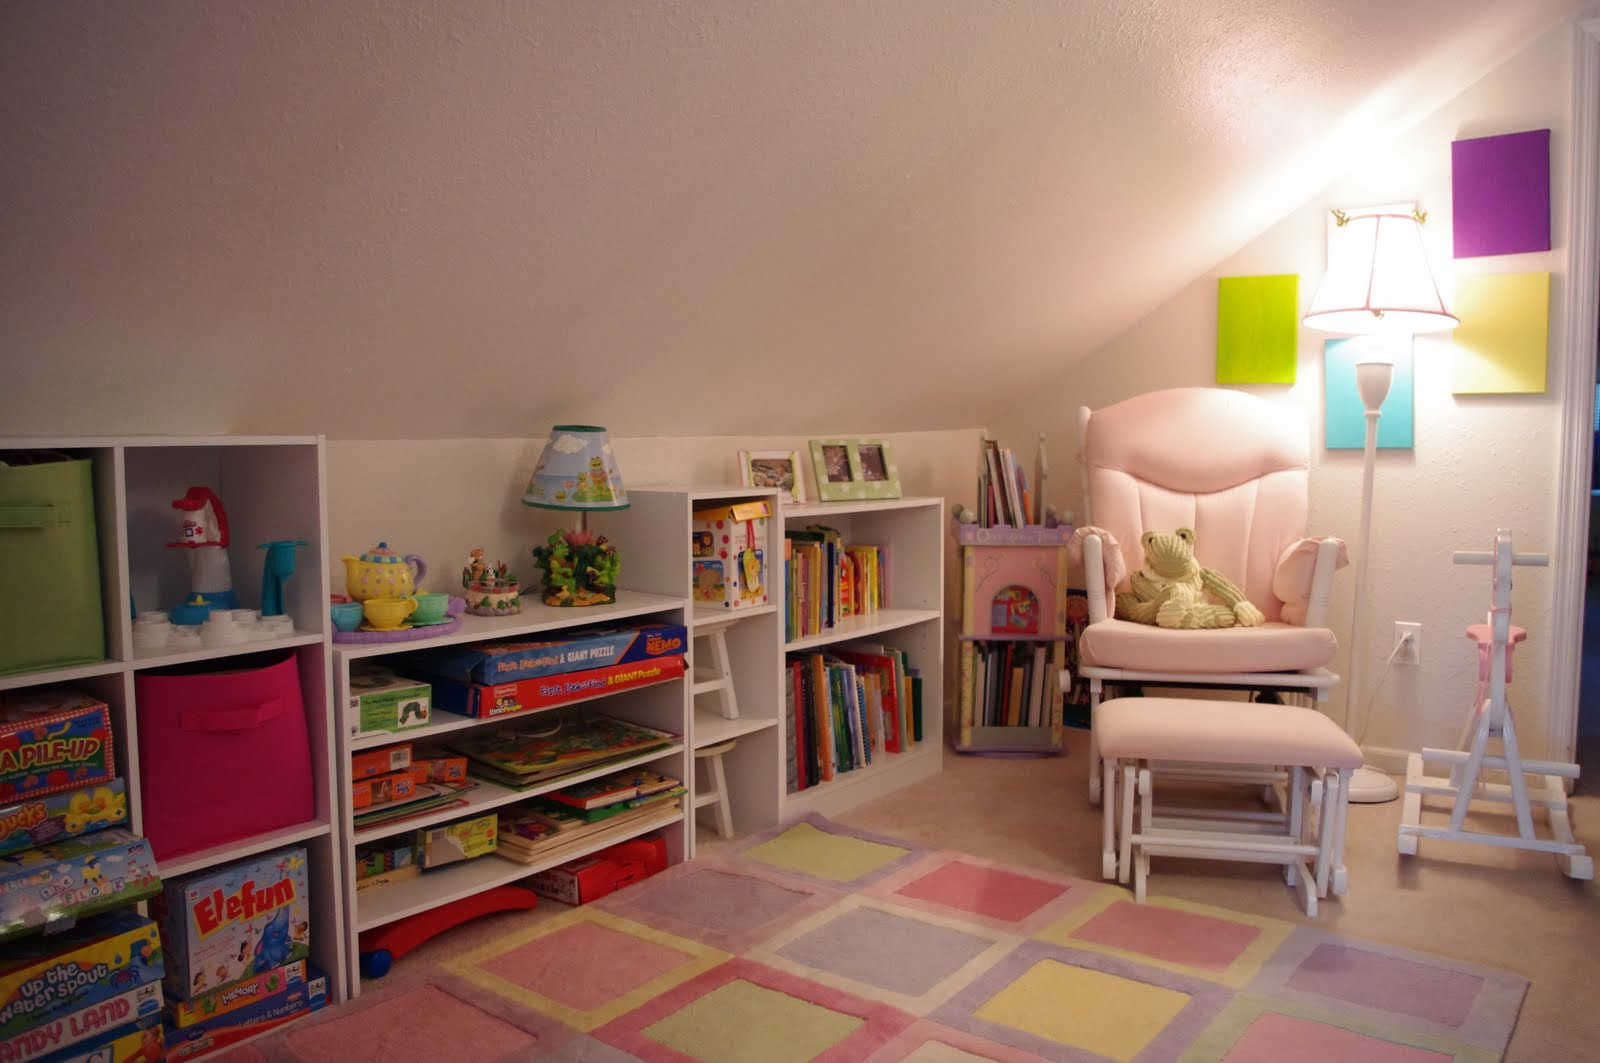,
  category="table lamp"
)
[523,425,630,606]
